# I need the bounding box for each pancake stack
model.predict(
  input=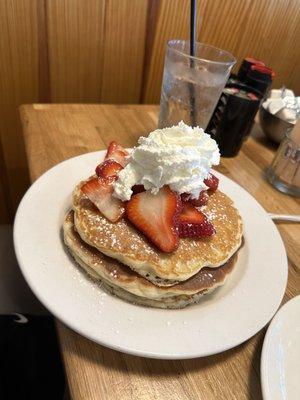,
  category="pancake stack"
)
[63,178,243,309]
